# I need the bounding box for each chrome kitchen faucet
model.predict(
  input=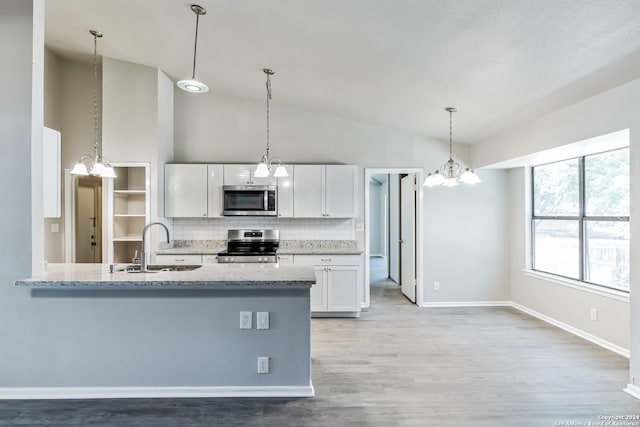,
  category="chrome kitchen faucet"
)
[141,222,171,272]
